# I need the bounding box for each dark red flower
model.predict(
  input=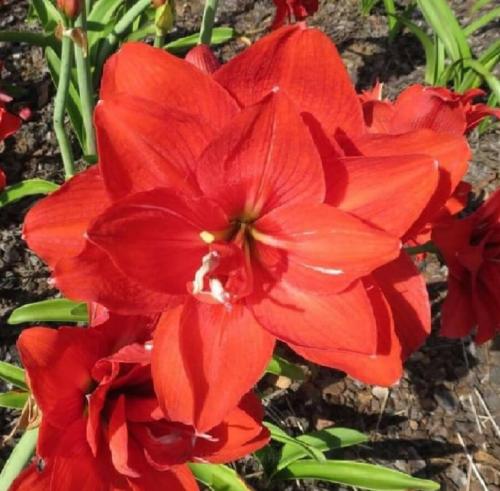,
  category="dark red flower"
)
[24,26,456,388]
[56,0,81,18]
[271,0,319,29]
[432,190,500,343]
[11,315,269,490]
